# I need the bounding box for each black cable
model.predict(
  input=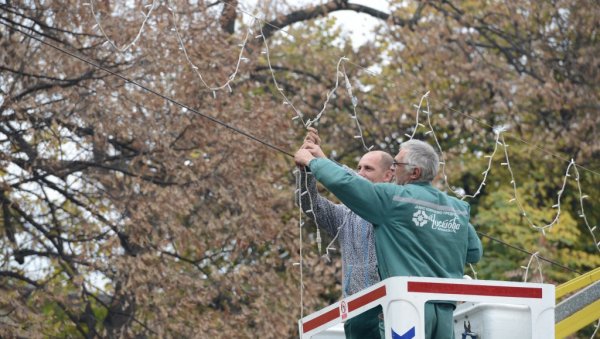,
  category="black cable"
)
[477,231,582,275]
[0,20,295,158]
